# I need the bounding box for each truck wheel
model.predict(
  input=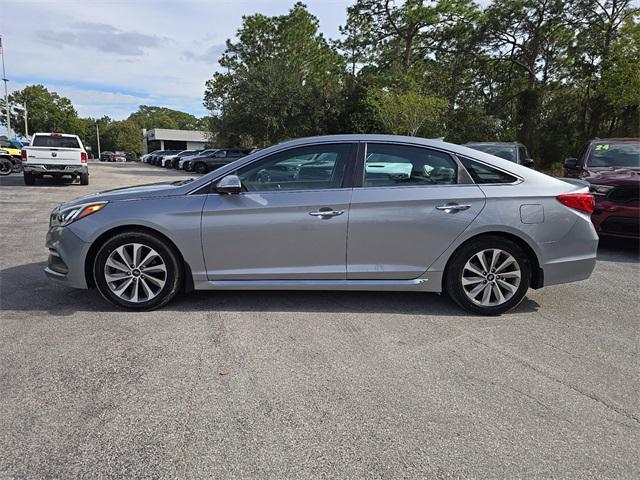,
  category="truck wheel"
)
[80,172,89,185]
[24,172,35,185]
[93,231,183,310]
